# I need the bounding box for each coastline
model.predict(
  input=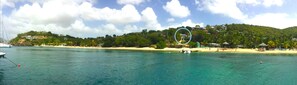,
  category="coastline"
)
[36,46,297,54]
